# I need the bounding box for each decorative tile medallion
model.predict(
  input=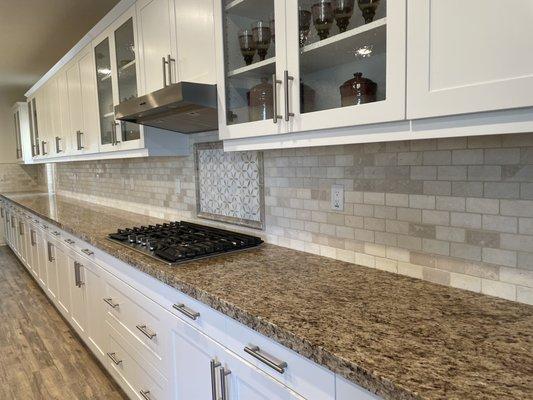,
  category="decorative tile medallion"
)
[195,141,264,229]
